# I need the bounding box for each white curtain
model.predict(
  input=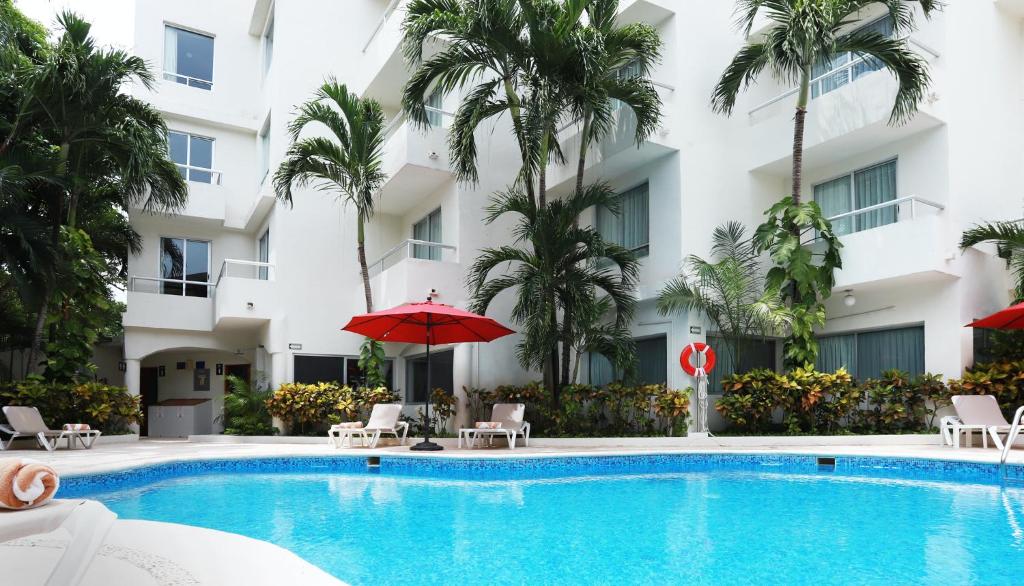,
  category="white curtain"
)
[621,183,649,256]
[854,160,897,231]
[163,26,177,78]
[813,176,853,235]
